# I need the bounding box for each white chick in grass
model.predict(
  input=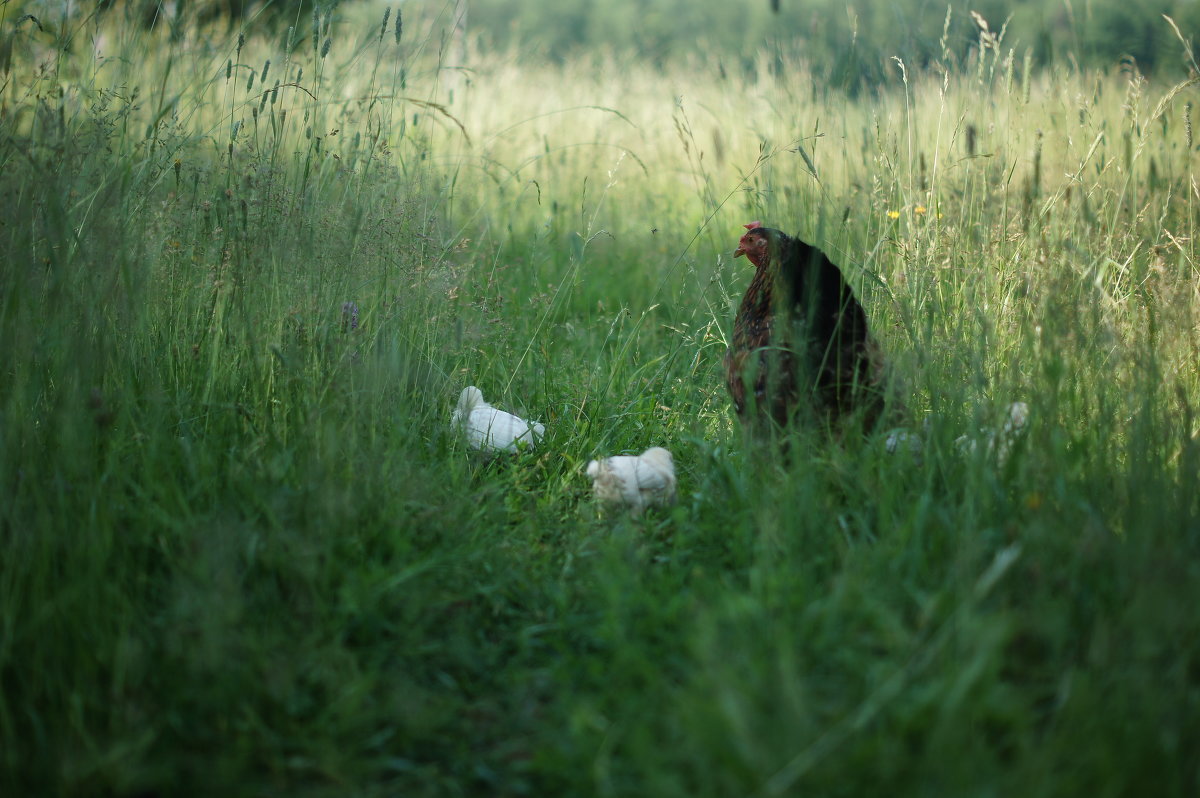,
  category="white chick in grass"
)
[956,401,1030,465]
[586,447,677,518]
[452,386,544,453]
[885,403,1030,467]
